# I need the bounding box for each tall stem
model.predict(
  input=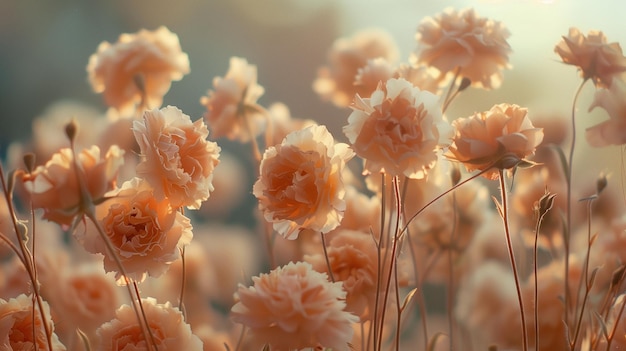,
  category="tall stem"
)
[498,169,528,351]
[565,78,589,326]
